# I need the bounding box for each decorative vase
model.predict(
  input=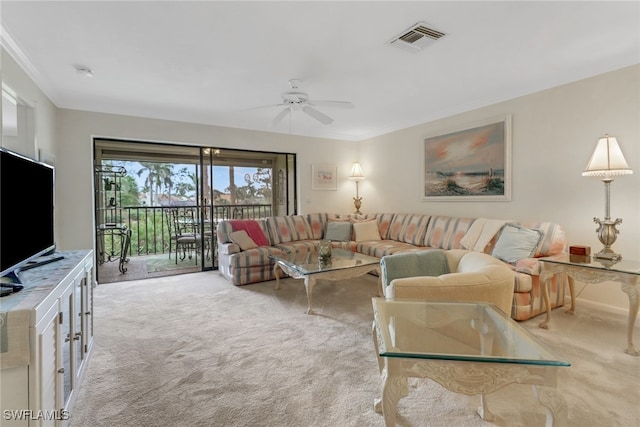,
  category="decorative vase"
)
[318,240,332,262]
